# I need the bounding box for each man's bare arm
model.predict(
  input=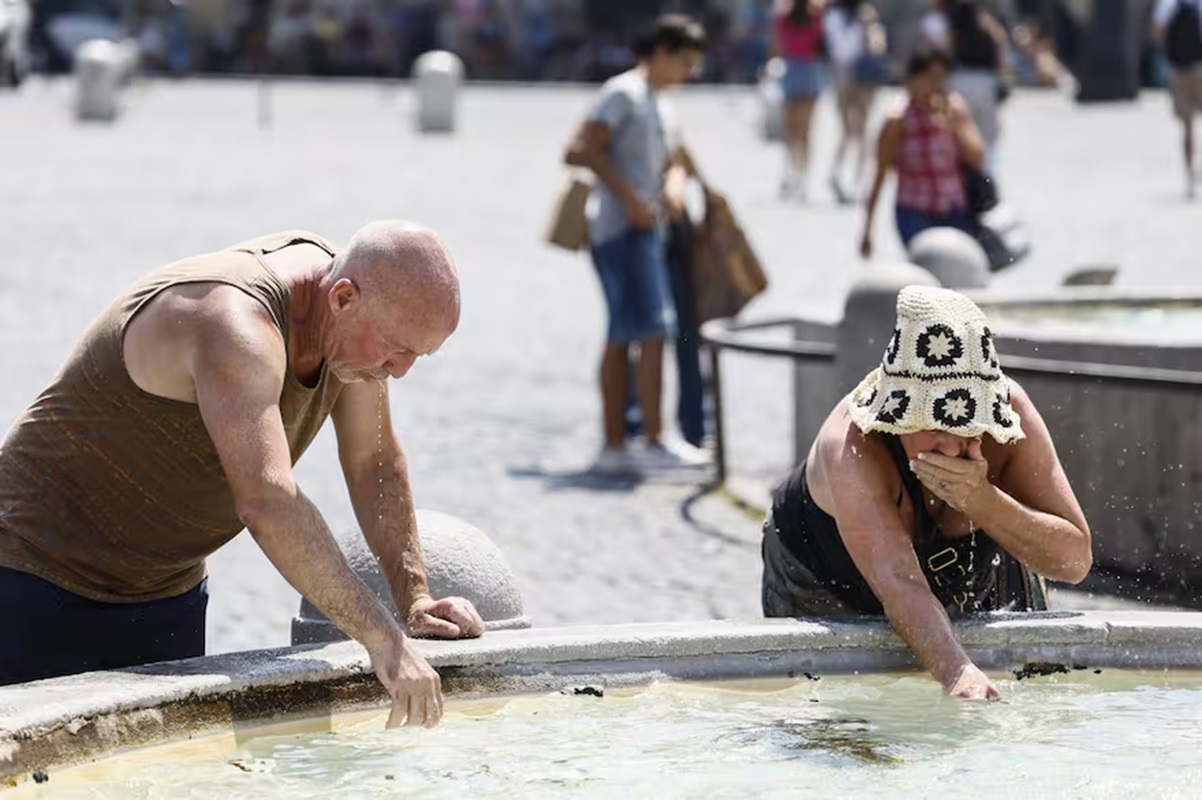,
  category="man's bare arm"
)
[564,120,654,229]
[332,379,485,639]
[187,294,404,652]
